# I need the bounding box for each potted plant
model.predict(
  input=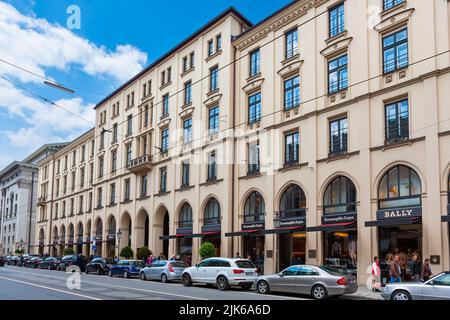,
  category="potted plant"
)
[199,242,216,260]
[63,248,75,256]
[136,247,152,263]
[120,246,134,260]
